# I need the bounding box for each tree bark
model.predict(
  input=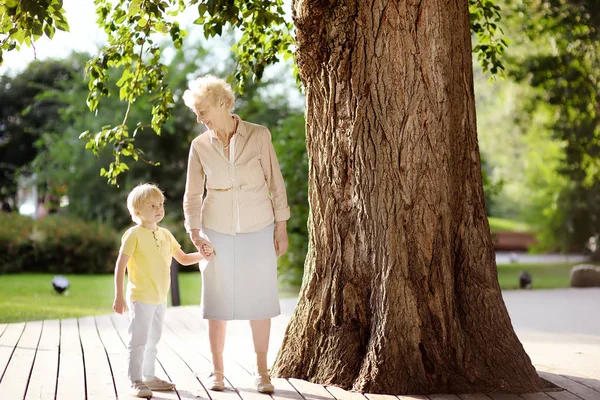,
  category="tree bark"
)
[272,0,542,394]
